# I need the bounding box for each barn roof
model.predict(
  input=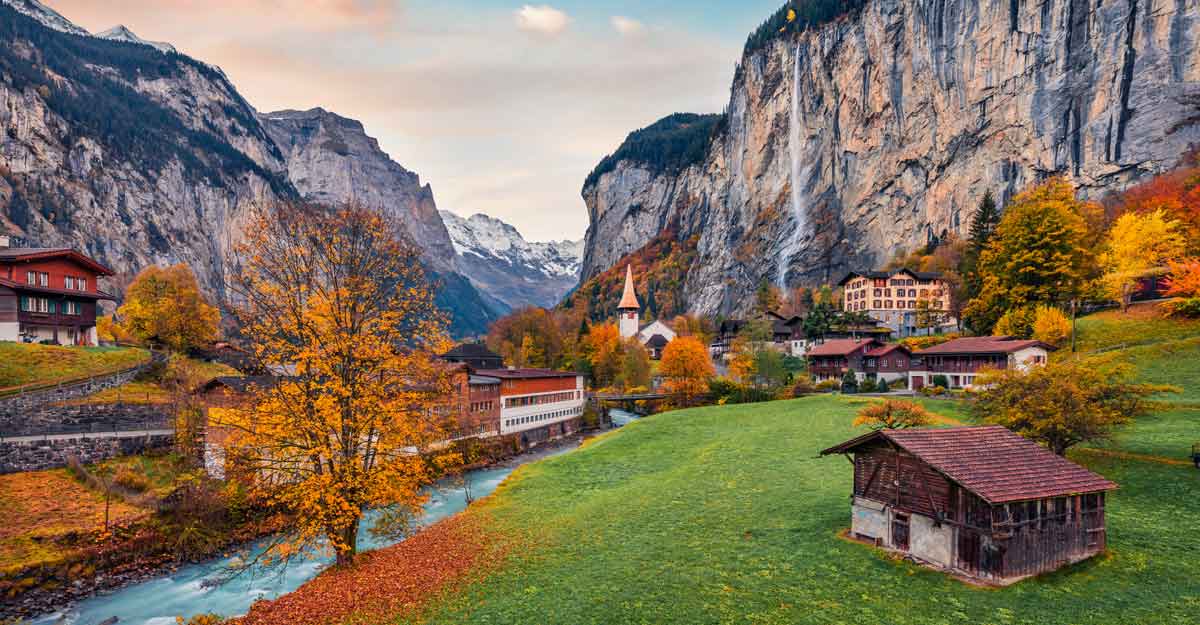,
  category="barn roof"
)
[864,343,911,358]
[915,337,1055,355]
[805,338,879,357]
[820,426,1118,504]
